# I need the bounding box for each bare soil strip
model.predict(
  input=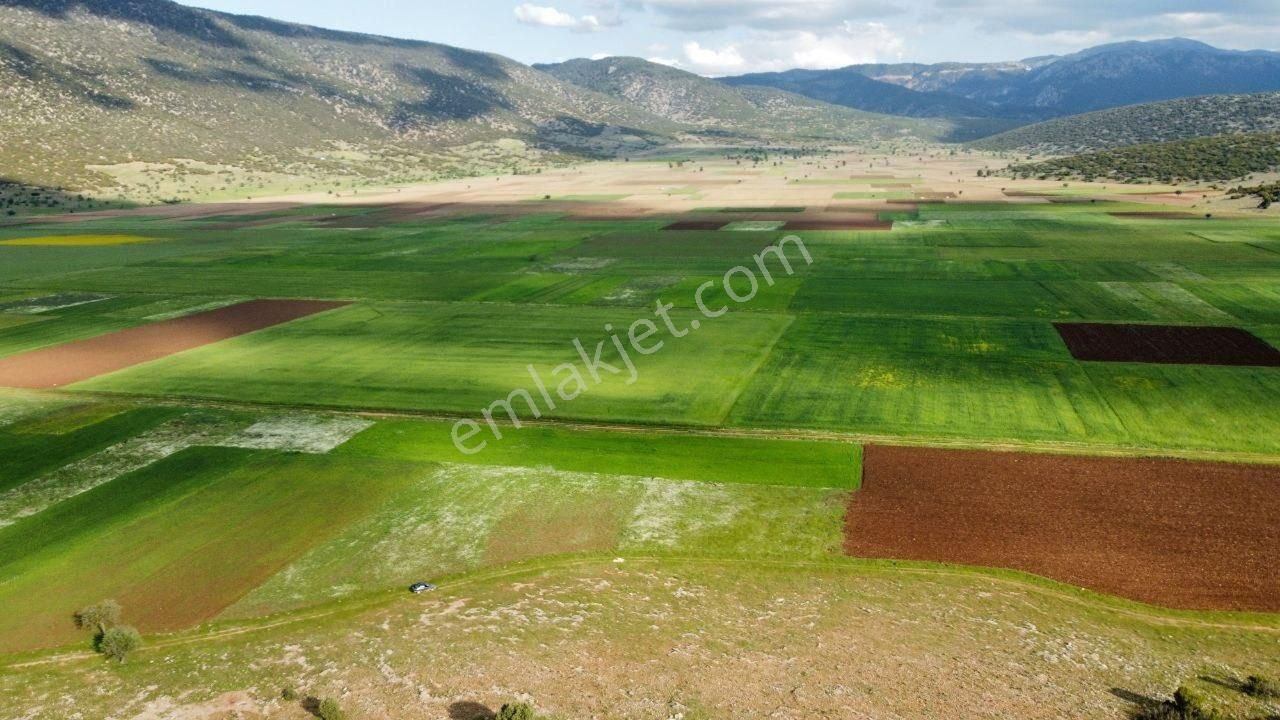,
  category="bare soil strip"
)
[1055,322,1280,366]
[845,446,1280,611]
[0,300,348,389]
[665,220,729,231]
